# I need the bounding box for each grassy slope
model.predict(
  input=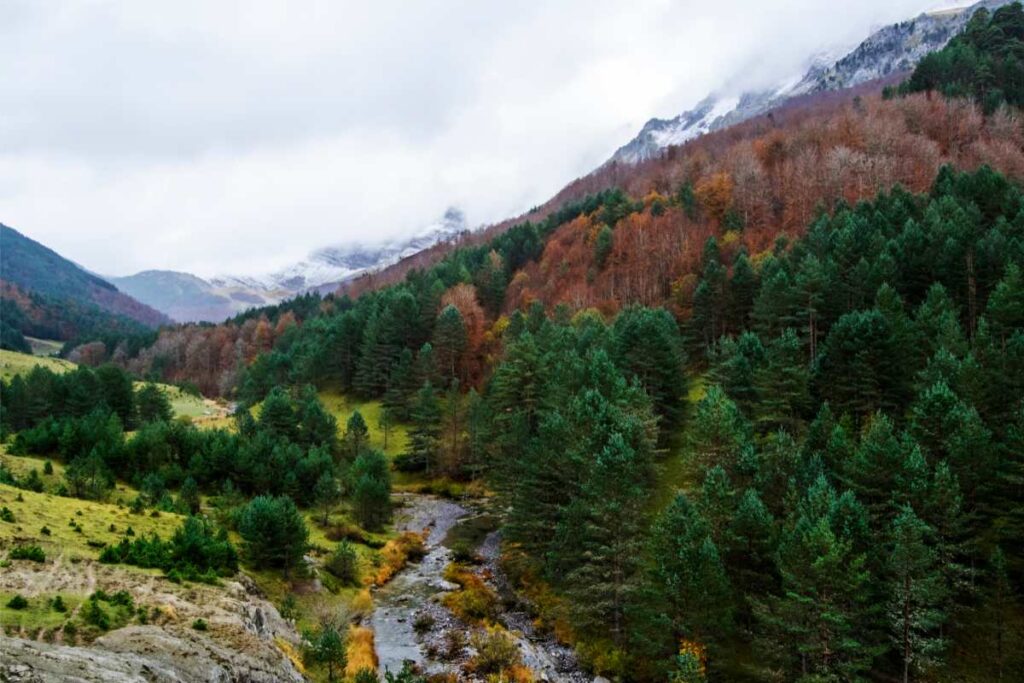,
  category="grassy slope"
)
[26,337,64,357]
[0,349,225,424]
[0,349,75,380]
[317,389,409,459]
